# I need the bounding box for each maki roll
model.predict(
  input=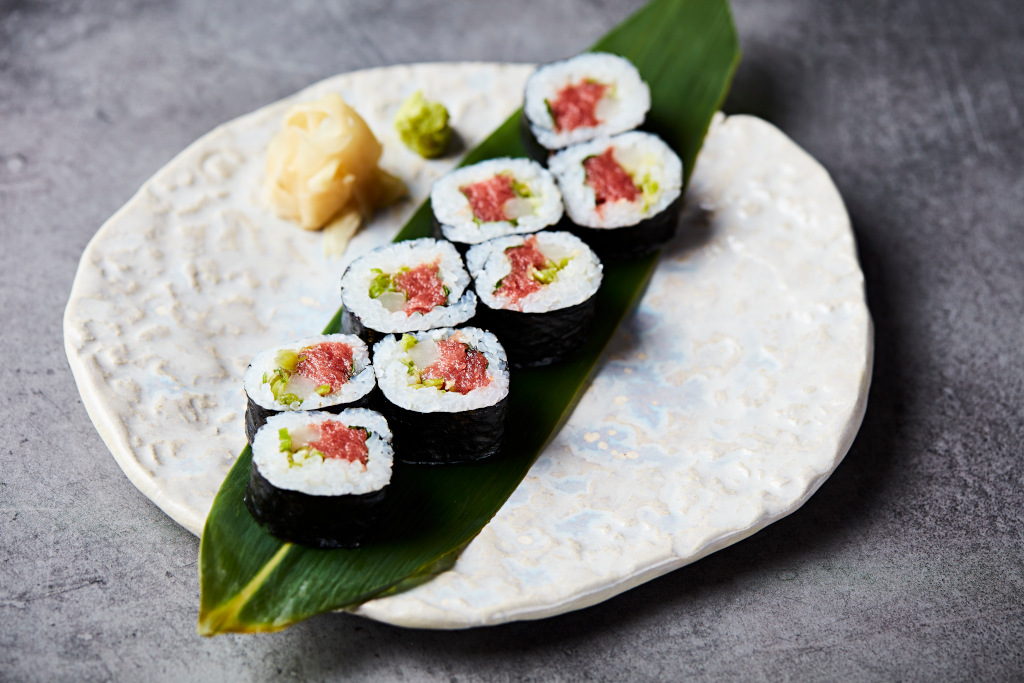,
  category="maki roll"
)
[243,334,375,444]
[549,131,683,260]
[430,158,563,251]
[340,238,476,347]
[521,52,651,162]
[466,231,603,368]
[373,327,509,464]
[245,409,393,548]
